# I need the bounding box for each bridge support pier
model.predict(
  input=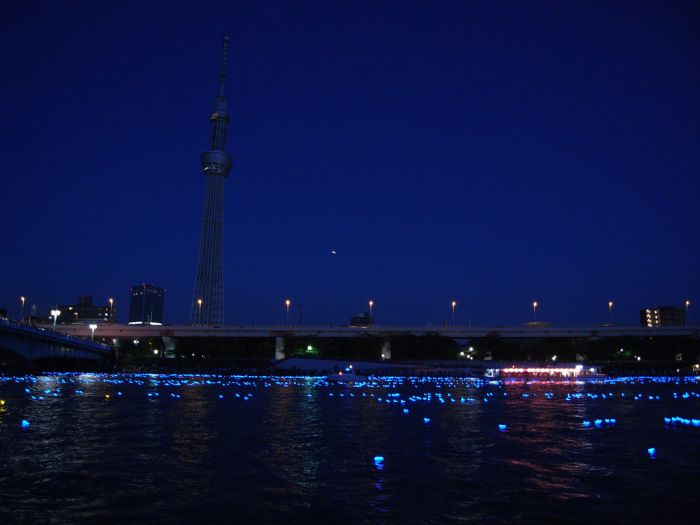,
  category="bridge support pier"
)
[381,339,391,360]
[275,336,286,360]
